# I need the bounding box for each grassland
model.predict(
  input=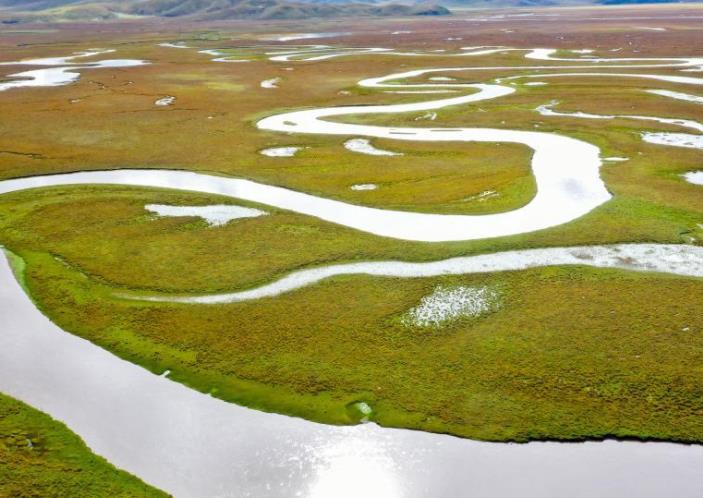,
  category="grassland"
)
[4,245,703,443]
[1,179,701,441]
[0,392,167,497]
[0,9,702,445]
